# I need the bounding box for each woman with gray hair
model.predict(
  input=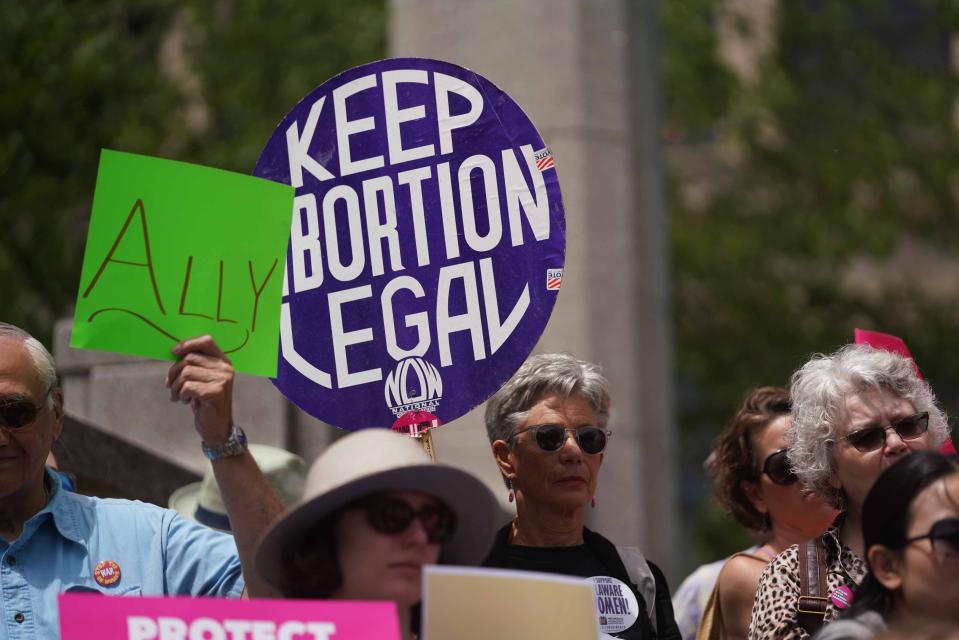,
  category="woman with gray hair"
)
[748,345,951,640]
[482,353,681,640]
